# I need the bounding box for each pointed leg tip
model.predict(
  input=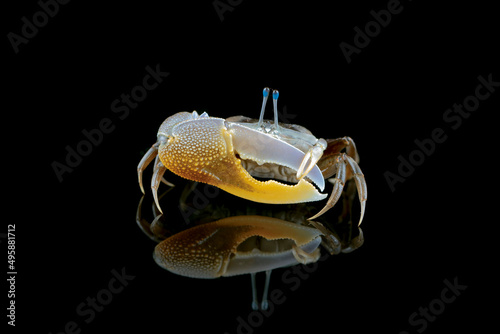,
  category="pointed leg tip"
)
[153,193,163,214]
[307,212,321,221]
[161,178,175,187]
[138,173,146,194]
[358,202,366,226]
